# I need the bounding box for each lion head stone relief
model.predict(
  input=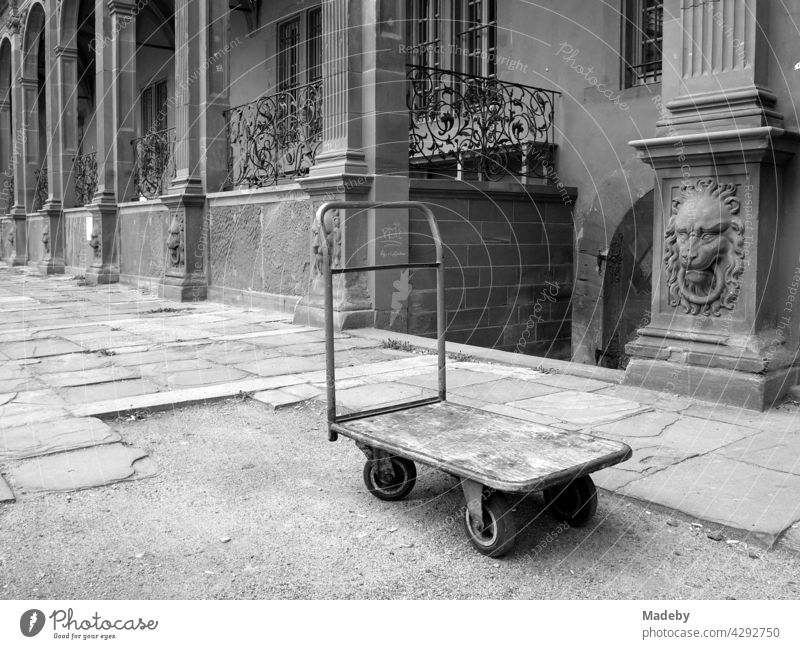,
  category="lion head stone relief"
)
[664,178,745,317]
